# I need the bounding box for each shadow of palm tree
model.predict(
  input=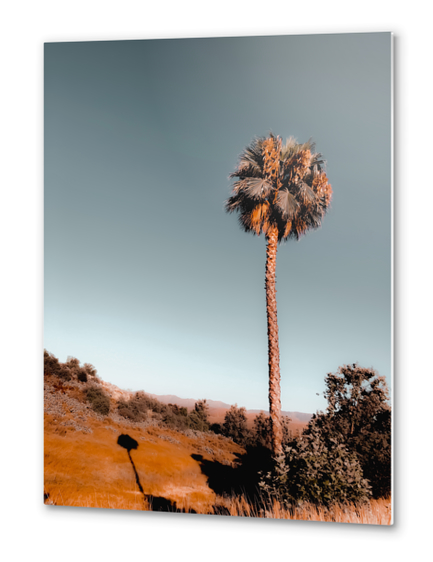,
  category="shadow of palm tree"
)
[117,434,145,497]
[117,434,196,514]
